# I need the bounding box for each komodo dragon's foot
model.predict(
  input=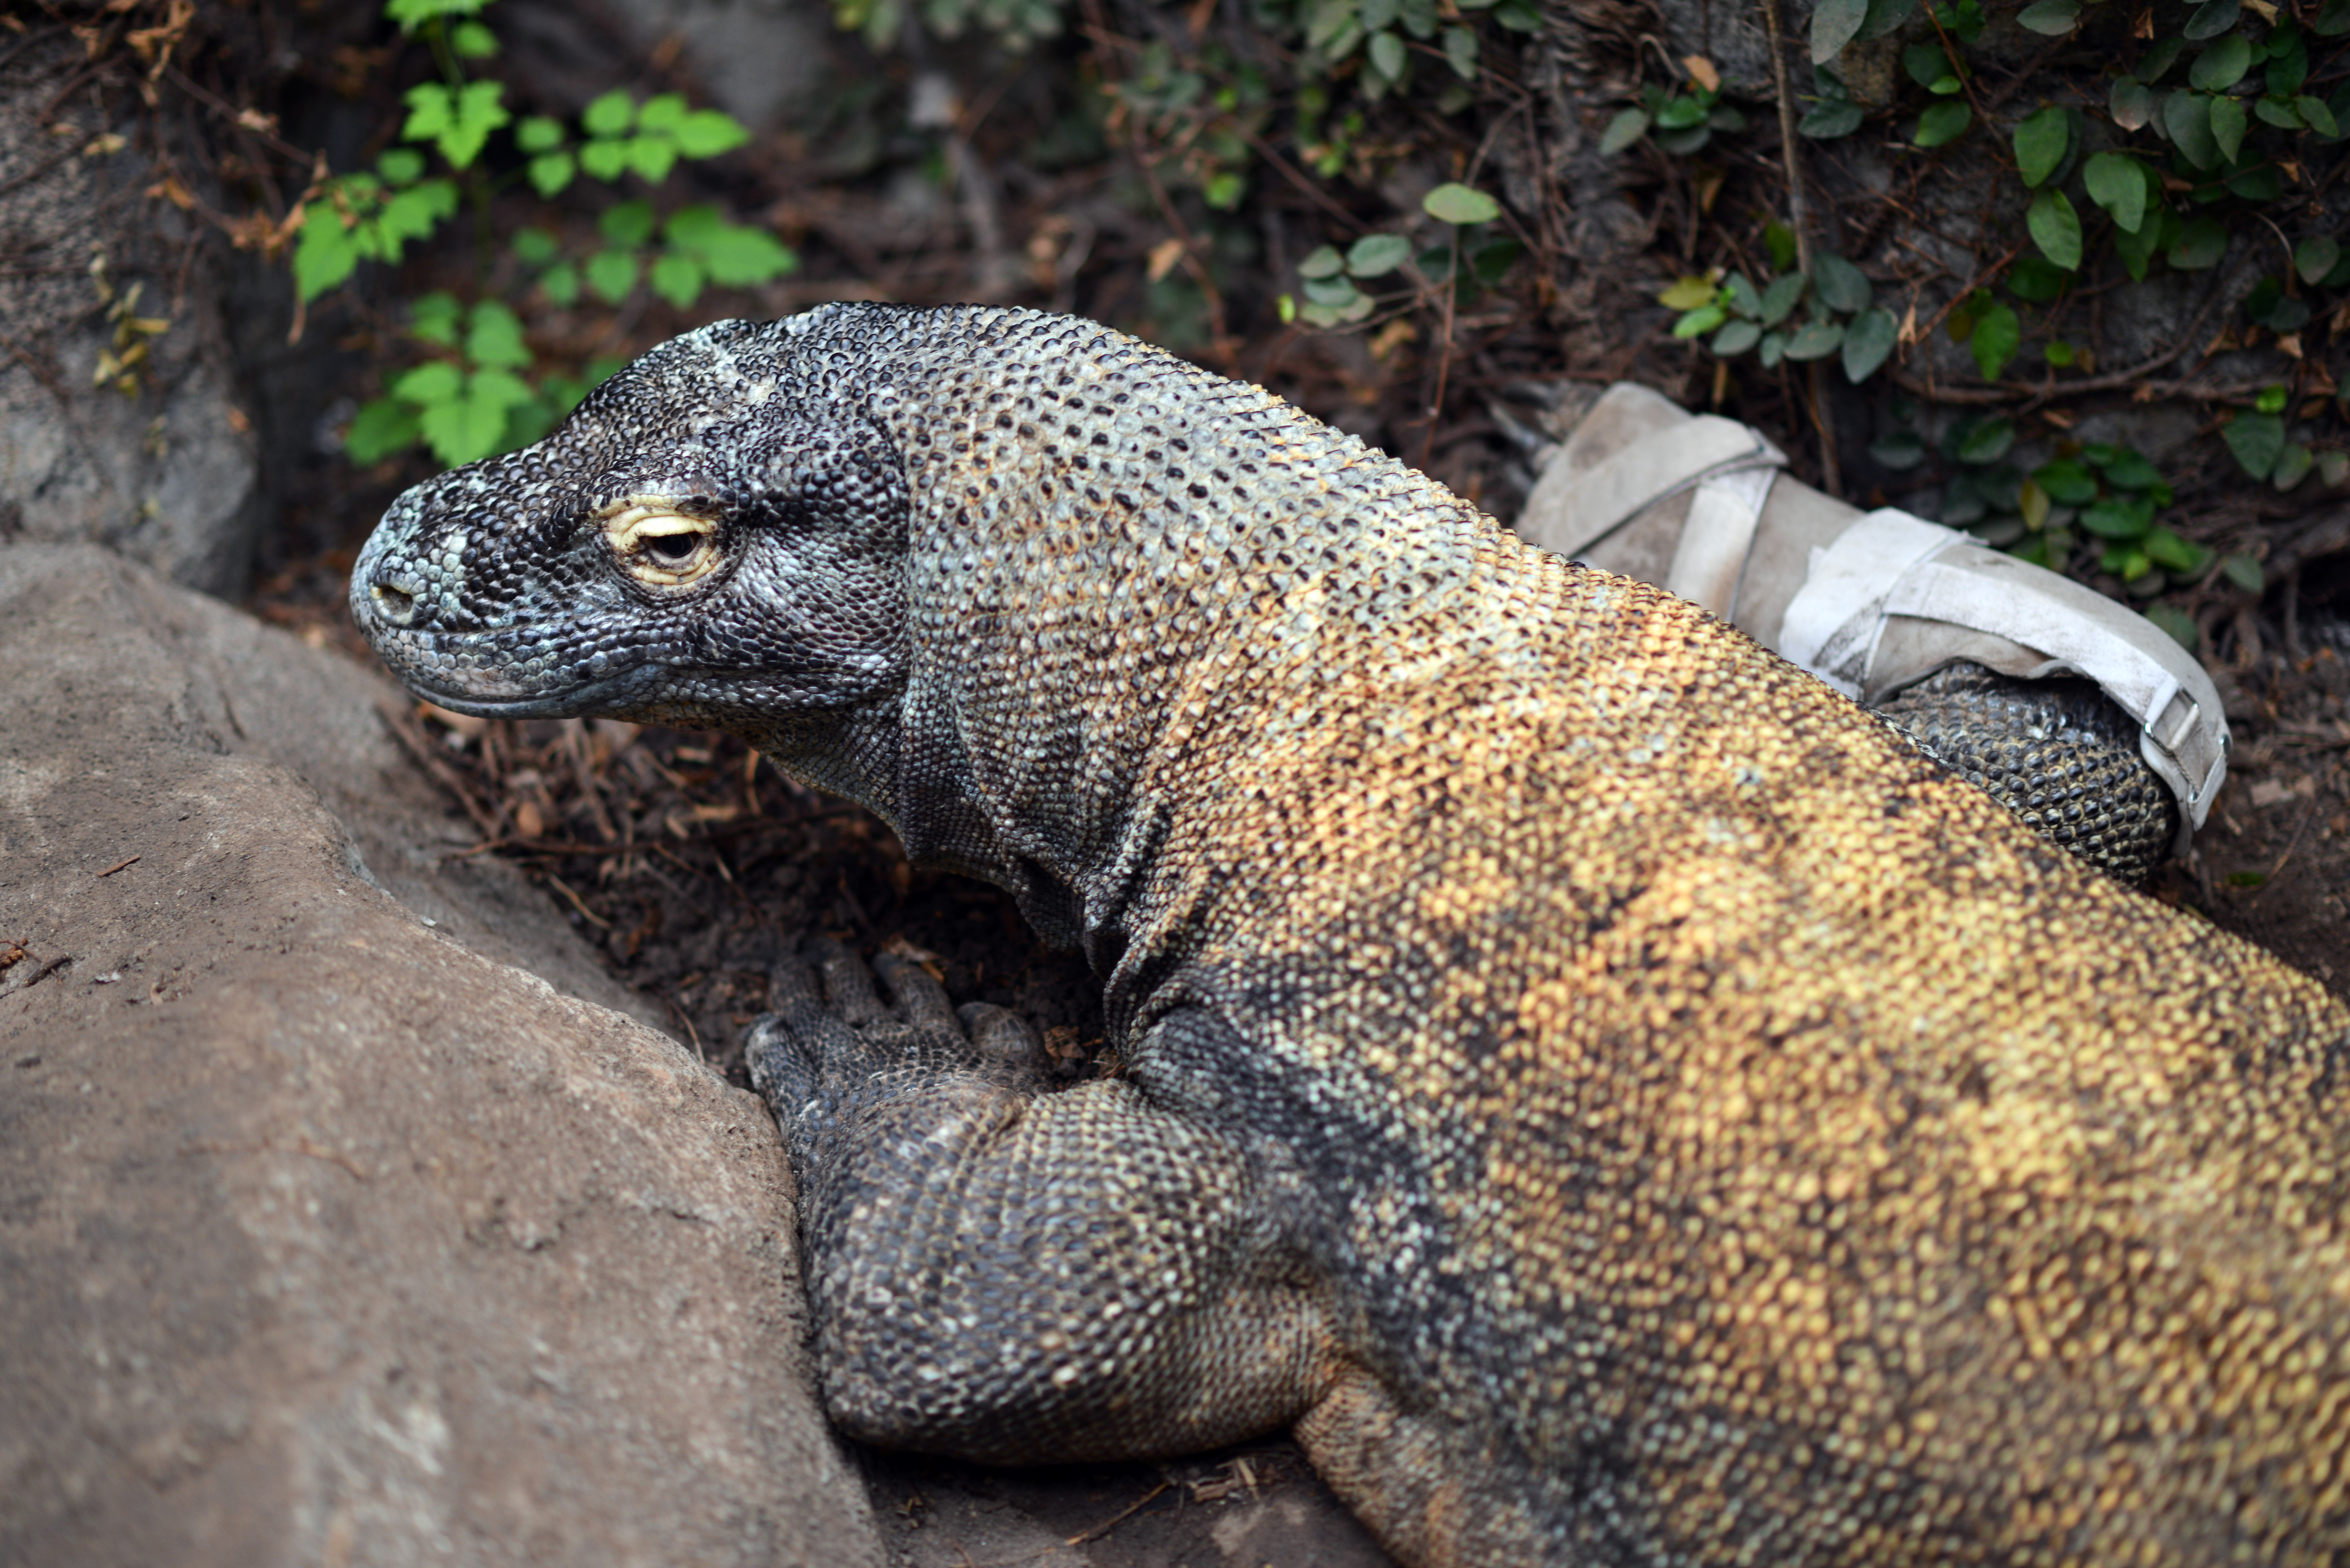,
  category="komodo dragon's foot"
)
[742,940,1342,1469]
[1508,382,2225,883]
